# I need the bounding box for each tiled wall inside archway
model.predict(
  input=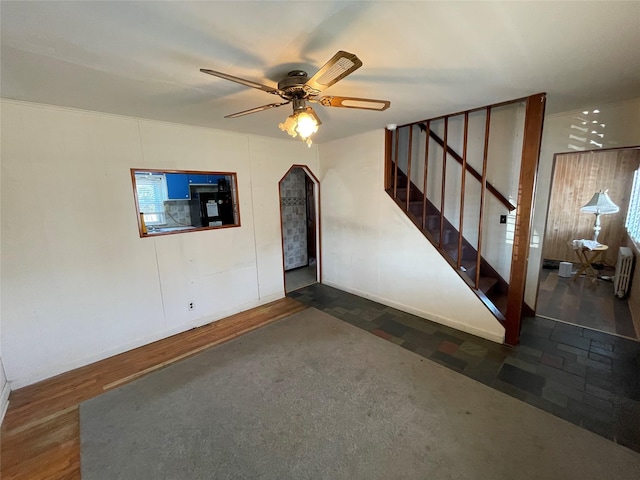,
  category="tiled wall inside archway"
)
[280,168,308,270]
